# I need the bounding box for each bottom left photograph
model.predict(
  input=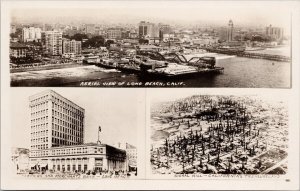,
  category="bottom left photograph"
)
[9,88,143,179]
